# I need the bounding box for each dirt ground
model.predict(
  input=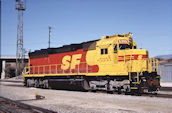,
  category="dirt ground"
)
[0,81,172,113]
